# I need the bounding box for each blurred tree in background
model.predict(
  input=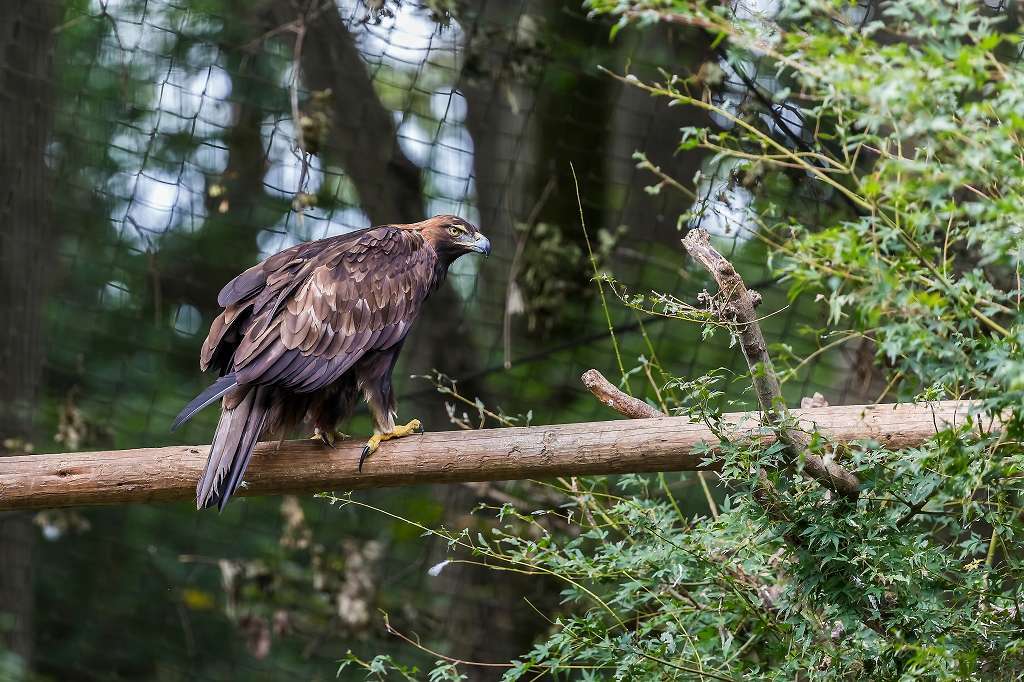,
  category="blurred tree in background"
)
[1,4,60,676]
[0,0,974,679]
